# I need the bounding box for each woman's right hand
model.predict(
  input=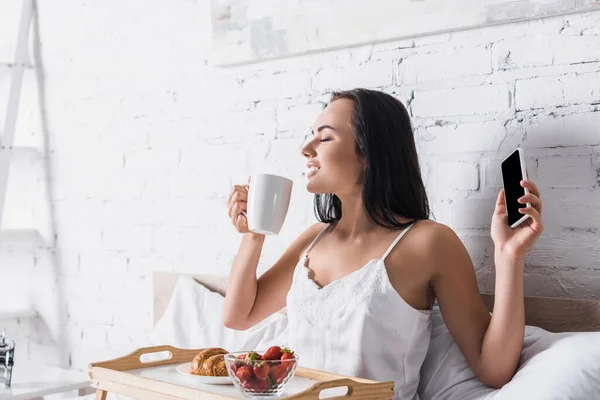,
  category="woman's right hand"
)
[227,182,253,234]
